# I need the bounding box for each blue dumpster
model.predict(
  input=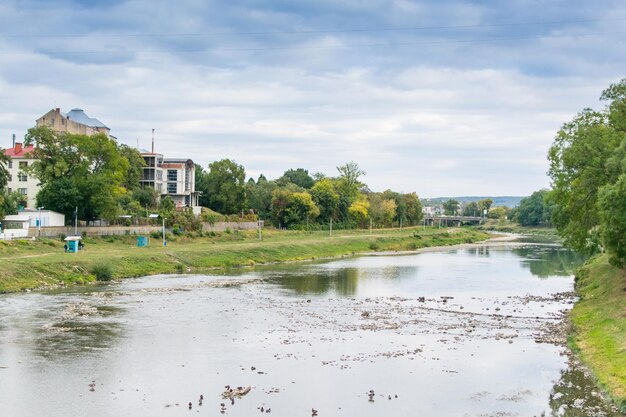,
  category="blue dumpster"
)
[137,236,149,247]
